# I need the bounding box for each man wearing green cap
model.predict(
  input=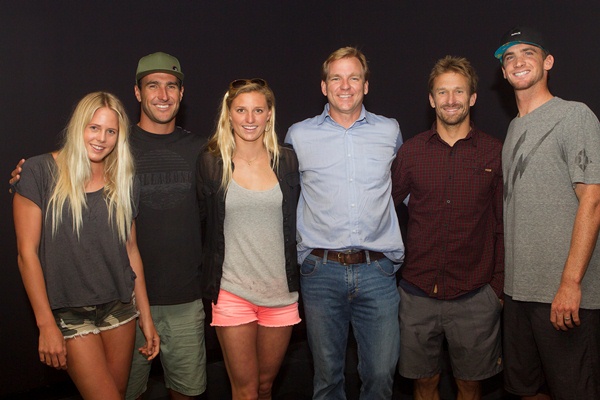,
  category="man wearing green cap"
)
[126,52,206,400]
[496,27,600,399]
